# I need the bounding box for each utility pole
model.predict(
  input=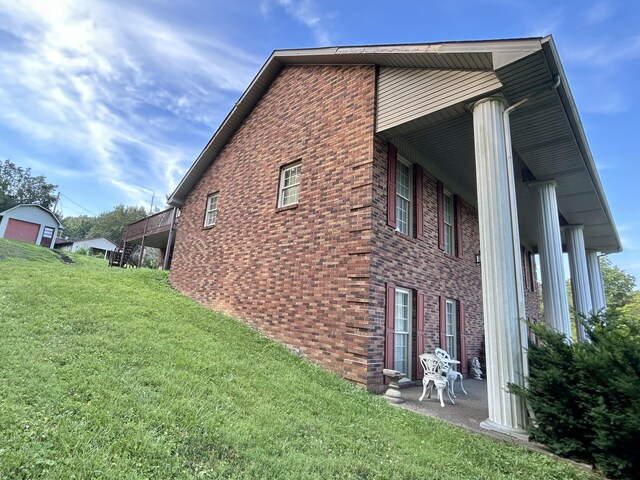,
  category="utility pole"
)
[149,192,155,215]
[53,192,60,215]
